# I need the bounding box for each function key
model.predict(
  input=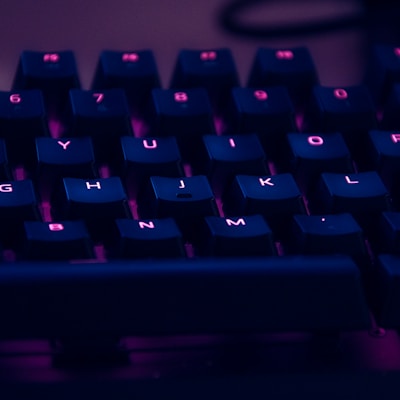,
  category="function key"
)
[0,90,48,164]
[170,48,239,111]
[247,47,318,106]
[113,218,185,259]
[365,45,400,106]
[226,87,296,157]
[200,215,276,257]
[12,51,80,112]
[23,220,93,260]
[150,88,214,159]
[68,89,132,161]
[92,50,161,110]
